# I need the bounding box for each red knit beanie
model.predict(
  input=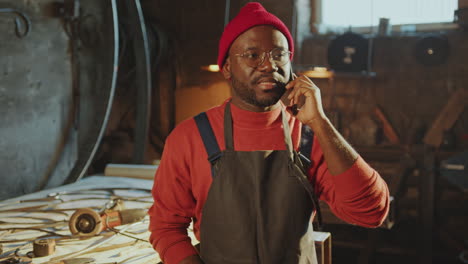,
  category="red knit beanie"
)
[217,2,294,69]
